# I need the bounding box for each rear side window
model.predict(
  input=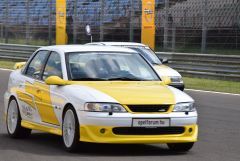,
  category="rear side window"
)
[25,50,49,79]
[42,52,62,80]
